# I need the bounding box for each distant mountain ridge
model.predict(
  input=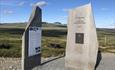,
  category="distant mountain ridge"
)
[0,22,67,28]
[0,23,114,30]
